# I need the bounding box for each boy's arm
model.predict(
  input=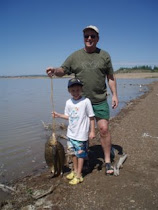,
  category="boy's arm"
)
[89,117,95,139]
[52,111,69,120]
